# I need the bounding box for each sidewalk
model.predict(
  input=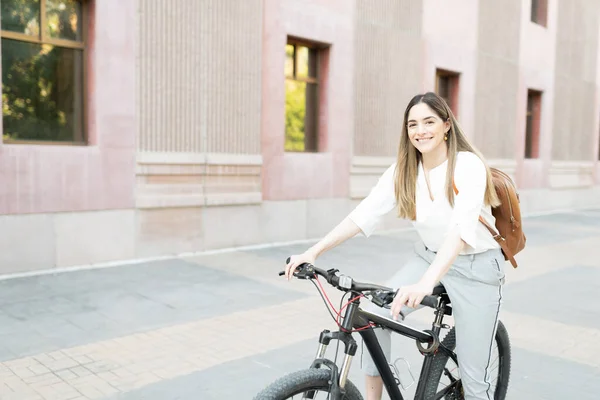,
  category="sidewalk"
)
[0,209,599,399]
